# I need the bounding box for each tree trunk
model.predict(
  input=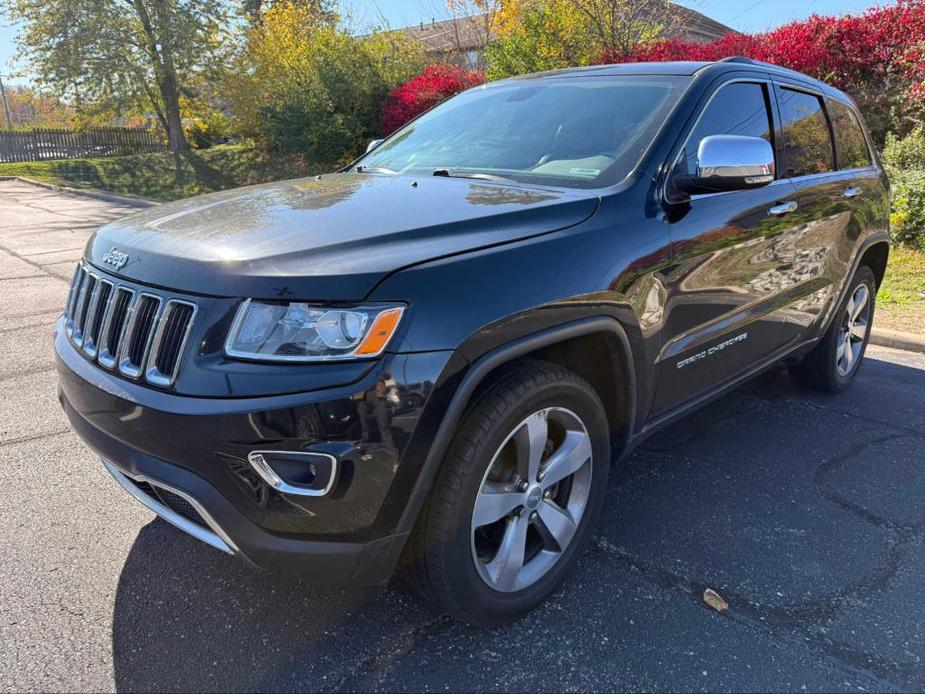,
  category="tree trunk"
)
[159,72,188,153]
